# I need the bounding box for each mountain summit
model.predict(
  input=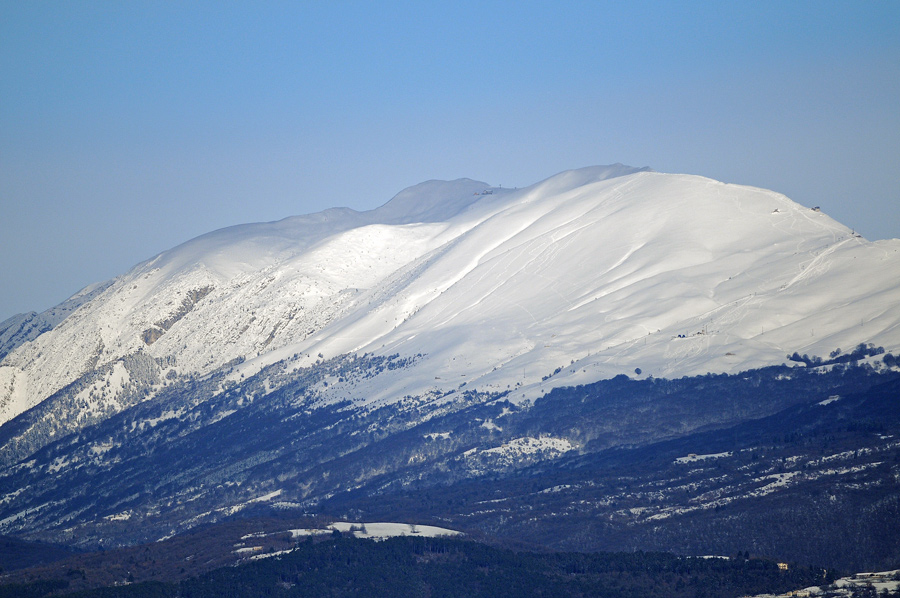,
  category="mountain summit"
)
[1,165,899,559]
[1,165,898,429]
